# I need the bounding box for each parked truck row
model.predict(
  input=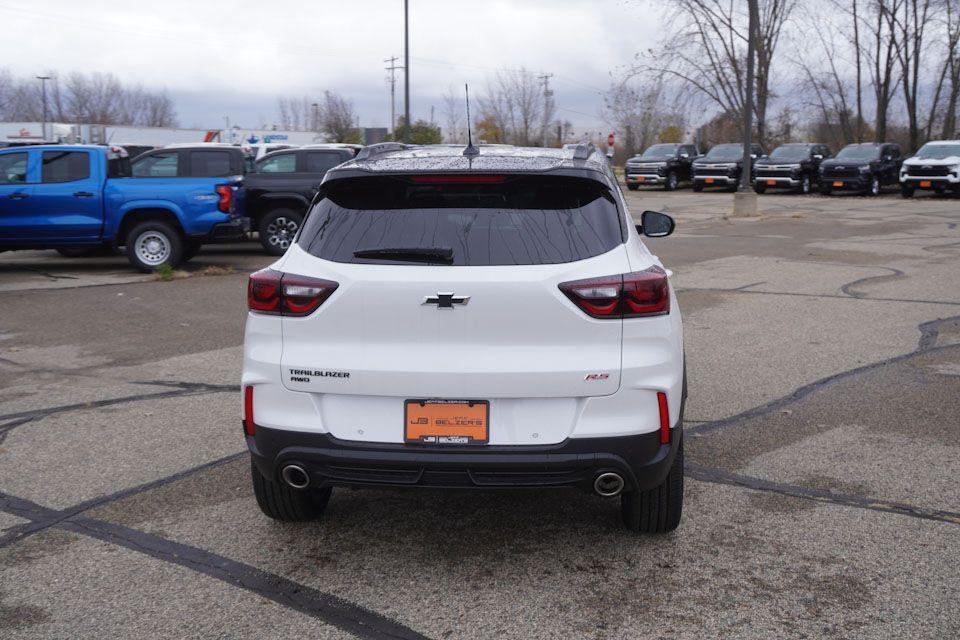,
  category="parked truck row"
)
[624,140,960,198]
